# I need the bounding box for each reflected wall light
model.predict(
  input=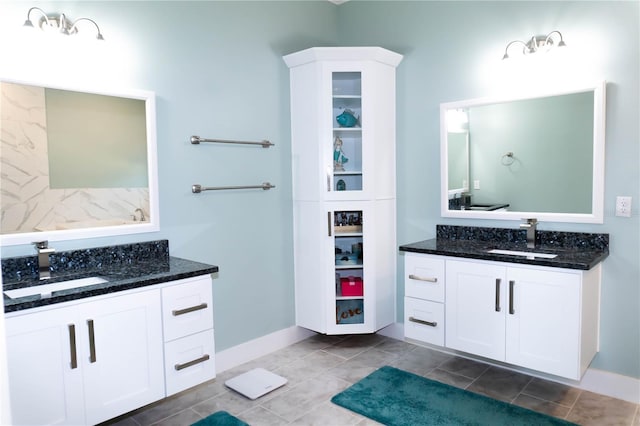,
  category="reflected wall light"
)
[23,7,104,40]
[502,30,565,60]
